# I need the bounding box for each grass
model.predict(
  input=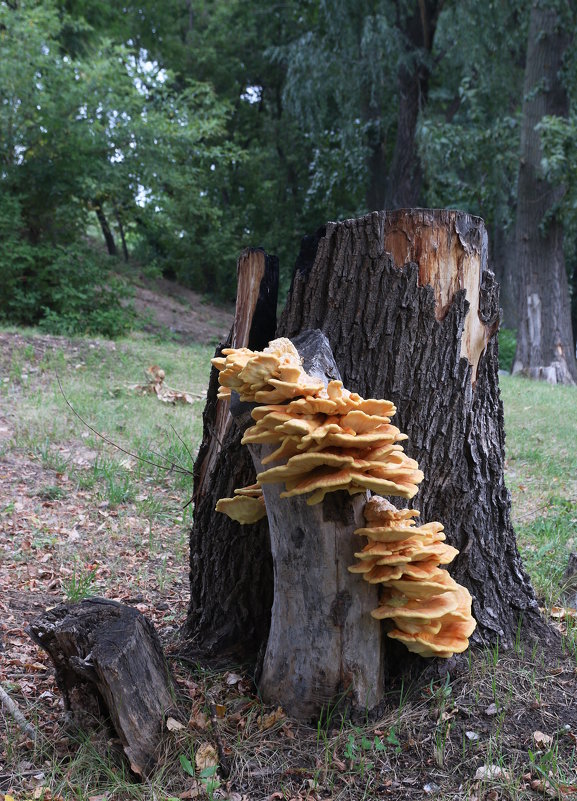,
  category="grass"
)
[500,375,577,606]
[1,328,577,800]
